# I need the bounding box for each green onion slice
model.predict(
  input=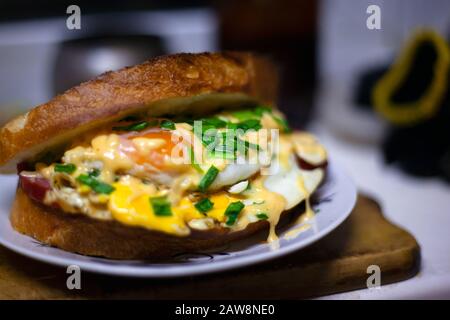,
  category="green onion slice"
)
[188,147,203,173]
[254,106,272,116]
[228,119,262,132]
[225,201,245,226]
[149,196,173,216]
[194,198,214,214]
[198,165,219,192]
[232,106,271,120]
[54,163,76,174]
[88,168,100,177]
[201,117,227,128]
[231,109,259,121]
[76,174,115,194]
[256,213,269,220]
[160,119,176,130]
